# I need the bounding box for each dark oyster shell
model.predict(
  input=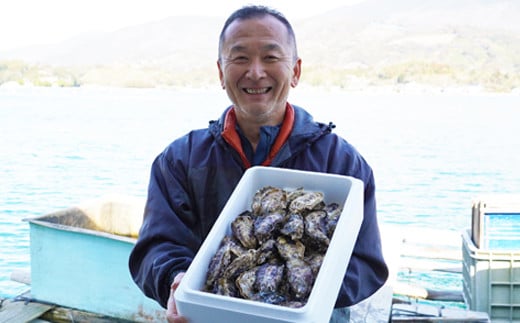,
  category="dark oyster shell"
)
[215,277,238,297]
[258,291,286,305]
[223,249,258,280]
[231,211,258,249]
[254,211,285,243]
[205,235,244,291]
[255,263,285,294]
[304,210,330,251]
[305,252,324,276]
[285,258,315,300]
[280,213,304,240]
[256,239,278,264]
[324,202,342,238]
